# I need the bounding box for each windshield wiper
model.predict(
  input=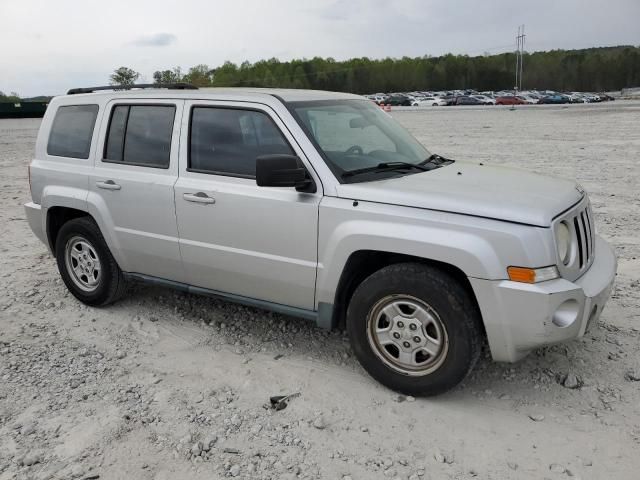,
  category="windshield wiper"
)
[341,161,429,178]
